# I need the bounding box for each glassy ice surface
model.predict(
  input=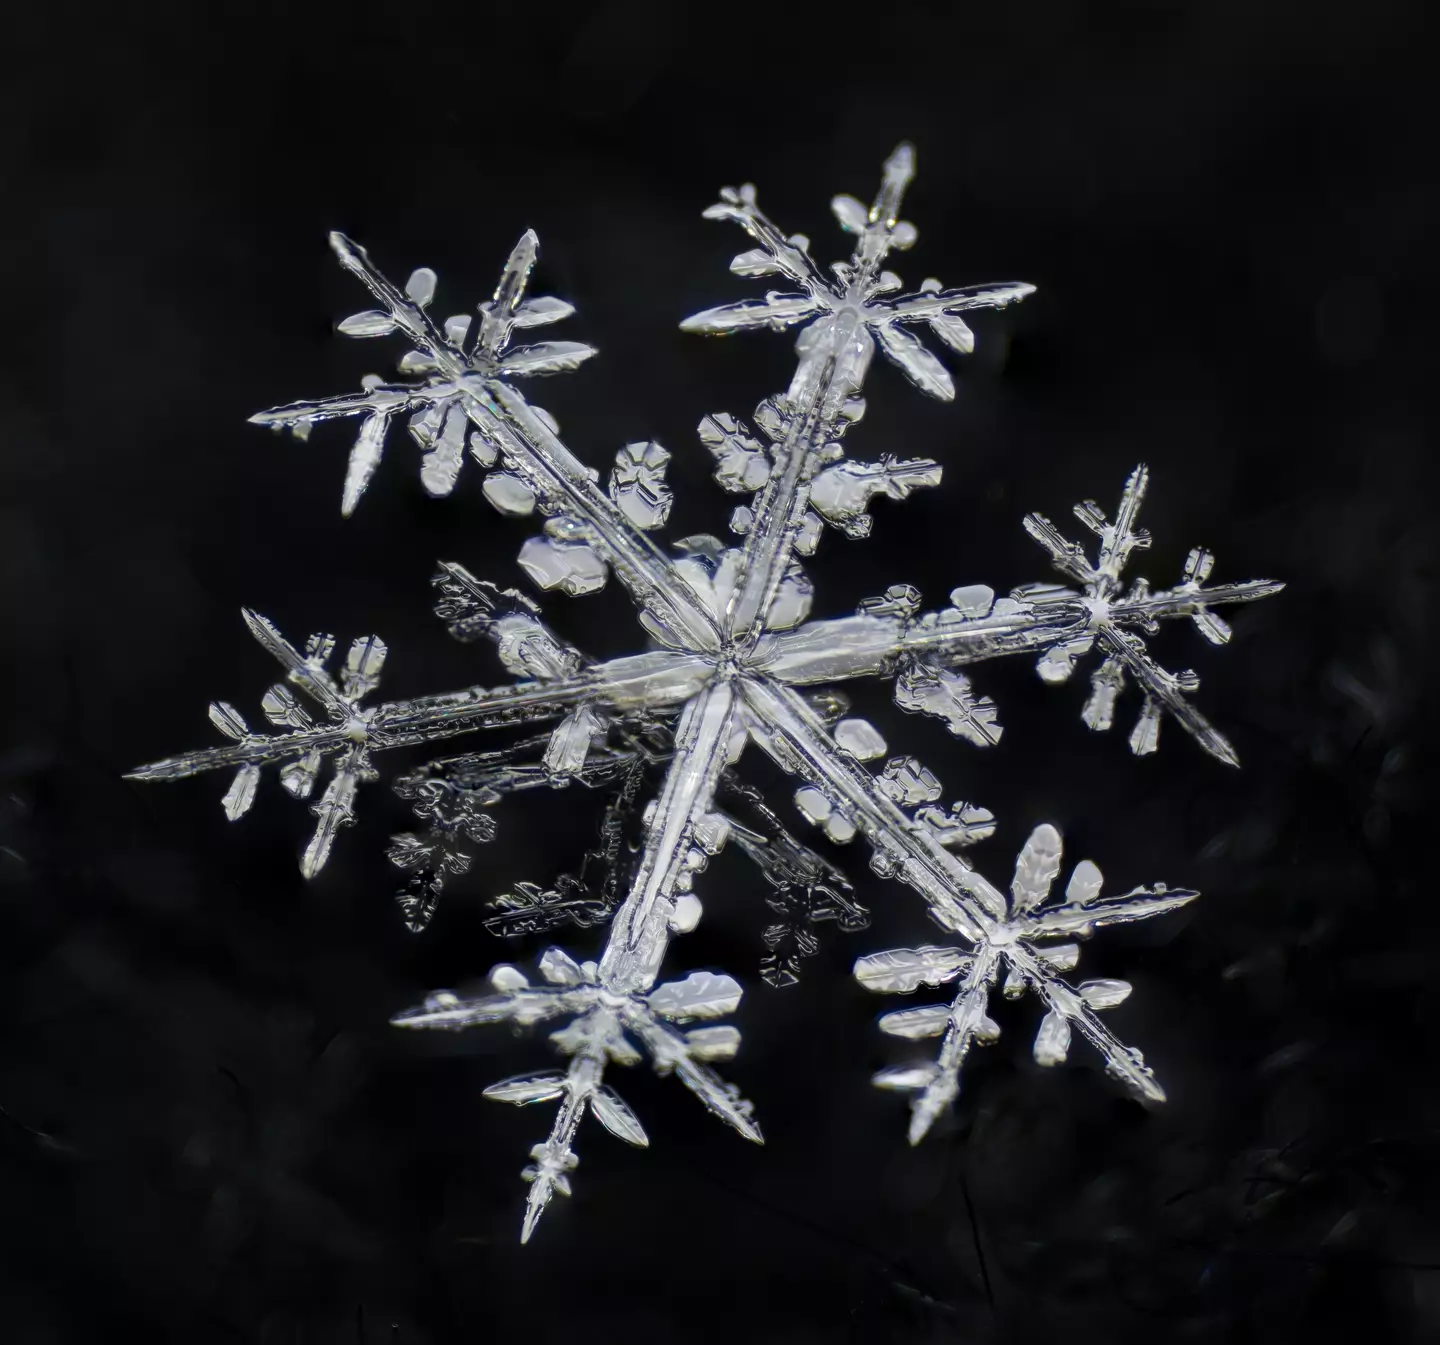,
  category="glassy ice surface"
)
[129,145,1281,1241]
